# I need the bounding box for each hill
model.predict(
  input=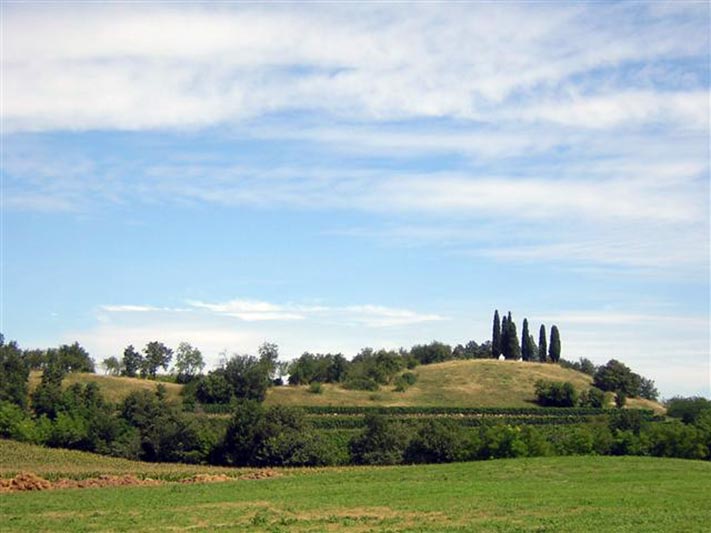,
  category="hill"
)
[31,360,663,412]
[1,439,708,532]
[29,371,184,404]
[266,359,663,412]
